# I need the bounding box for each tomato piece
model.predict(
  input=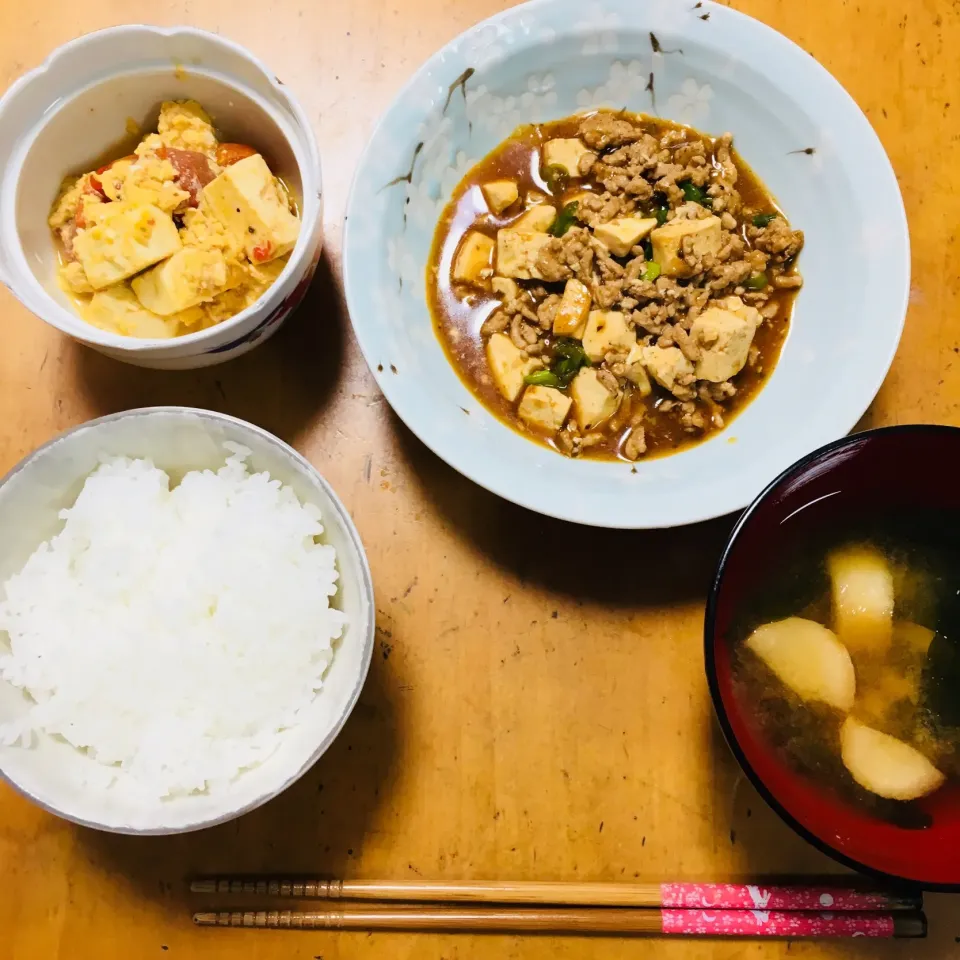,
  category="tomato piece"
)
[216,142,257,167]
[86,175,108,201]
[95,154,137,176]
[158,147,216,207]
[252,241,274,262]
